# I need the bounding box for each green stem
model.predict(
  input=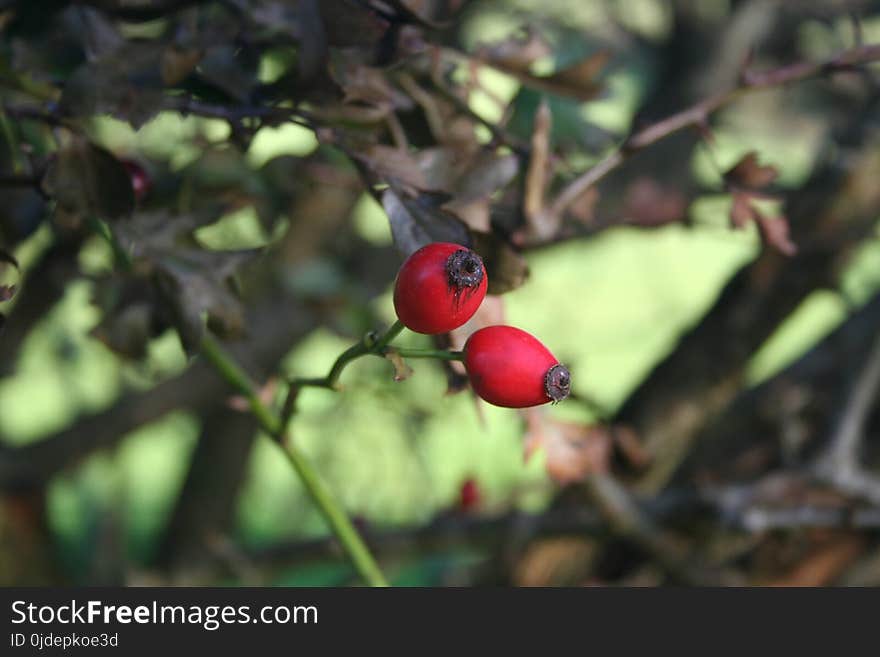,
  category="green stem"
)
[372,319,404,351]
[296,320,407,390]
[87,216,132,271]
[0,106,23,174]
[389,347,464,361]
[199,333,389,587]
